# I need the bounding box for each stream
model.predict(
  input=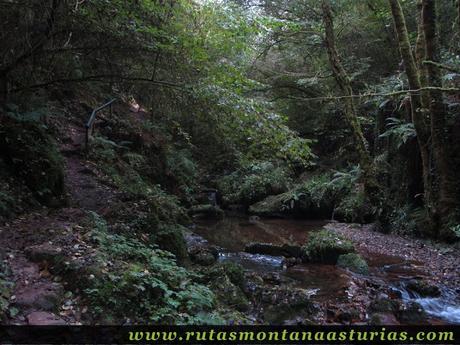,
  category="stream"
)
[190,216,460,324]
